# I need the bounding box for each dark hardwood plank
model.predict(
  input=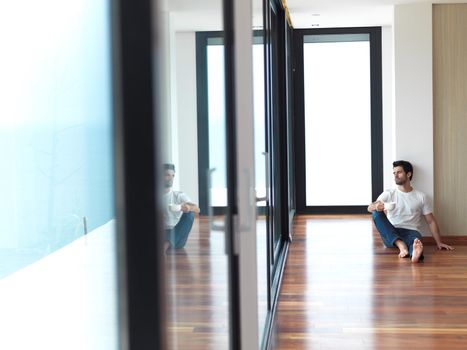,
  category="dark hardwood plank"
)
[165,217,229,350]
[270,214,467,350]
[165,216,269,350]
